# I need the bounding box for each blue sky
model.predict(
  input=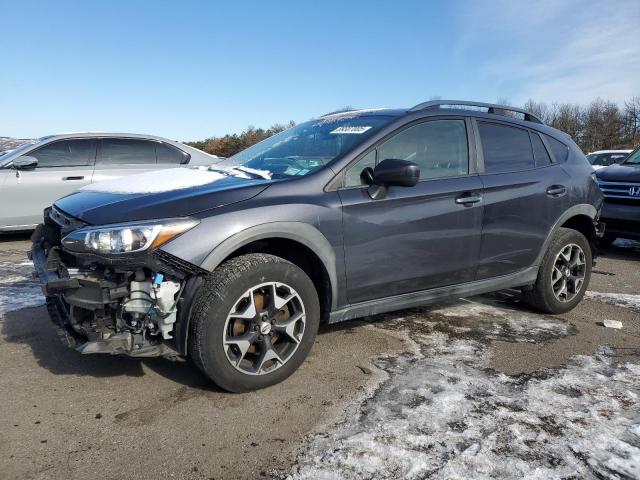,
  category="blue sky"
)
[1,0,638,140]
